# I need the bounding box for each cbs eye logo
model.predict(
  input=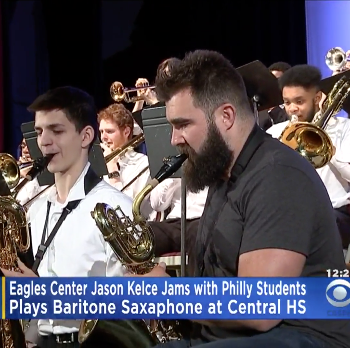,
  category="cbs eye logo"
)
[326,279,350,308]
